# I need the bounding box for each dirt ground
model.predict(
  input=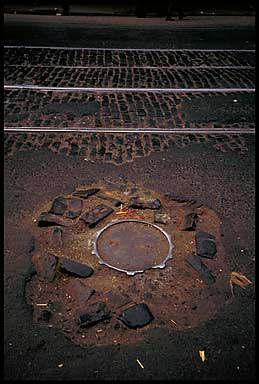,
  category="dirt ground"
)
[4,134,255,380]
